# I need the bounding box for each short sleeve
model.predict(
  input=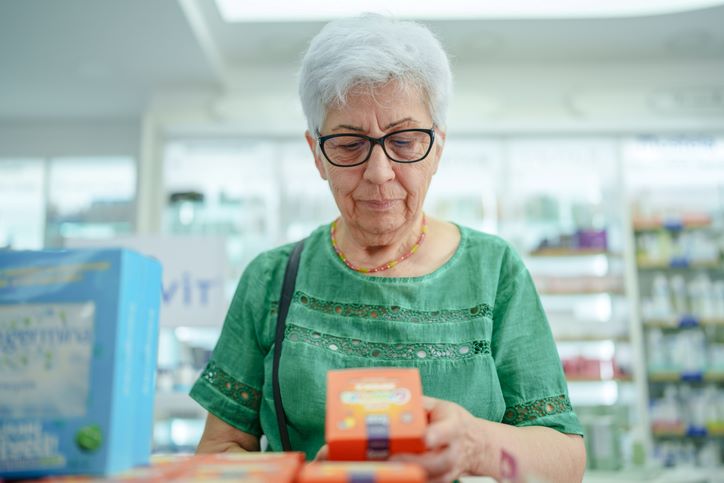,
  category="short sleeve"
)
[492,246,584,436]
[189,251,275,437]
